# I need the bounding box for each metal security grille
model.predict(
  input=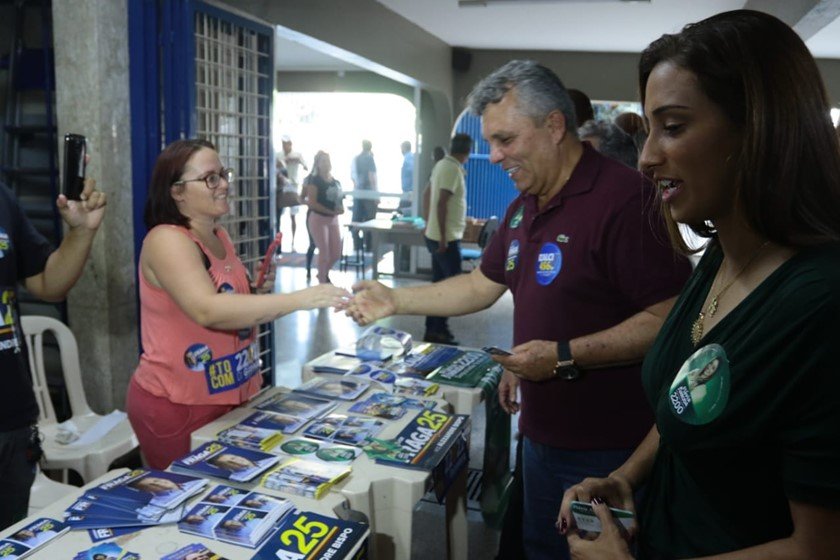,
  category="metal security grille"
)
[193,8,274,380]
